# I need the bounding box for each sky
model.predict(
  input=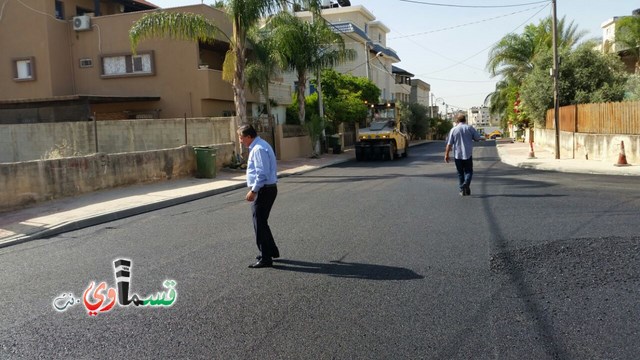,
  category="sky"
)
[147,0,635,111]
